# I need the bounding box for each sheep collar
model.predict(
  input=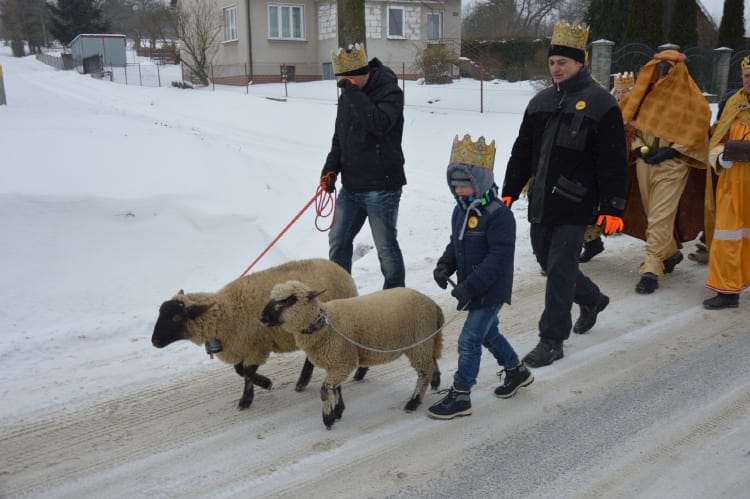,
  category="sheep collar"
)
[302,310,330,335]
